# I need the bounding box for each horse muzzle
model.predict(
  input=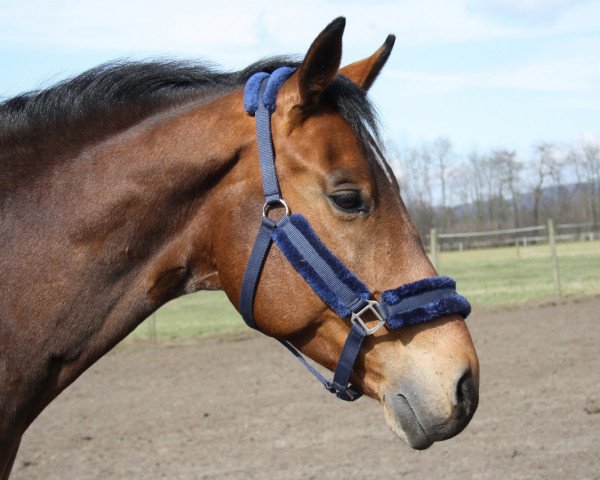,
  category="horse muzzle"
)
[382,365,479,449]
